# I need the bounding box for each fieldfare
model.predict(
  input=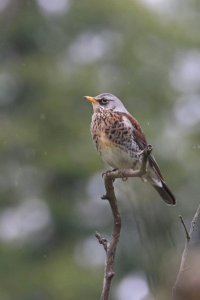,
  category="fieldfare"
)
[84,93,176,205]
